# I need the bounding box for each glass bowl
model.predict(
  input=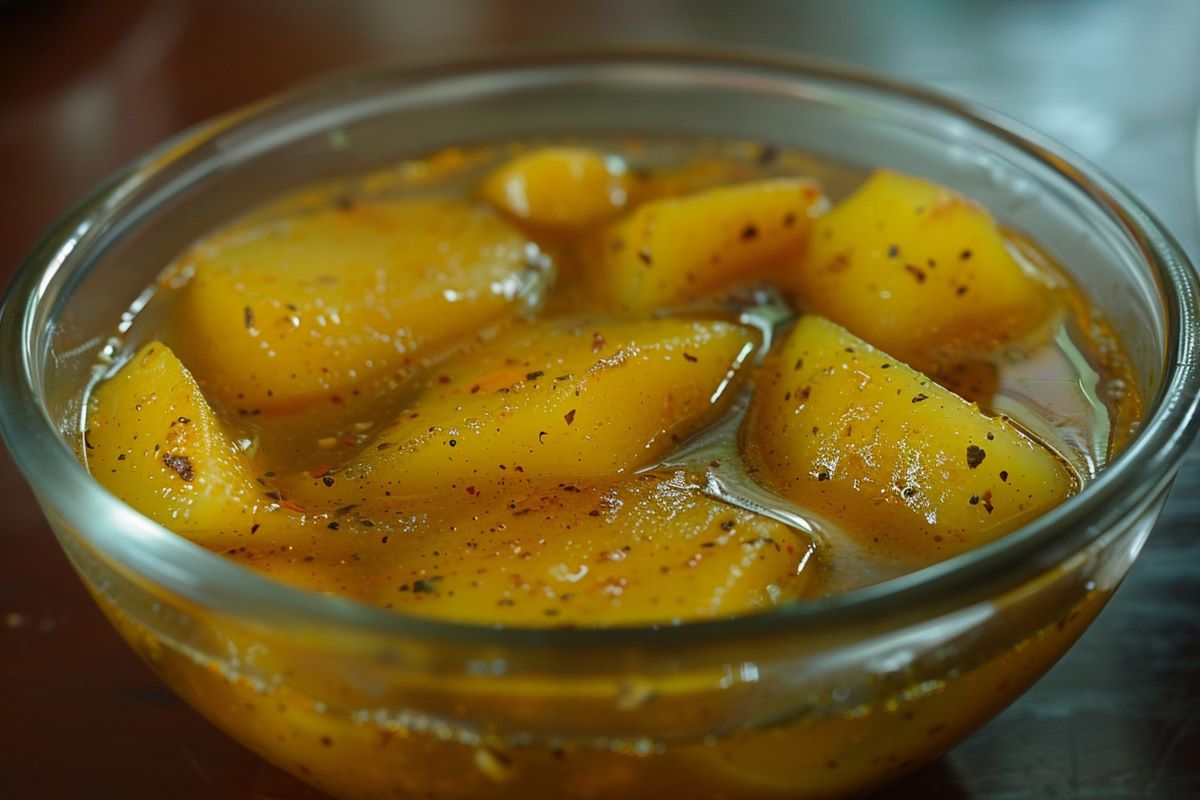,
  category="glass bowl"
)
[2,49,1198,799]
